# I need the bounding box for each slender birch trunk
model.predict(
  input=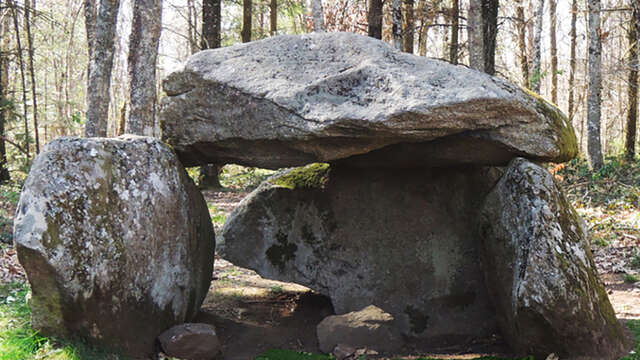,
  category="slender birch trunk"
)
[127,0,162,136]
[85,0,120,137]
[587,0,604,170]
